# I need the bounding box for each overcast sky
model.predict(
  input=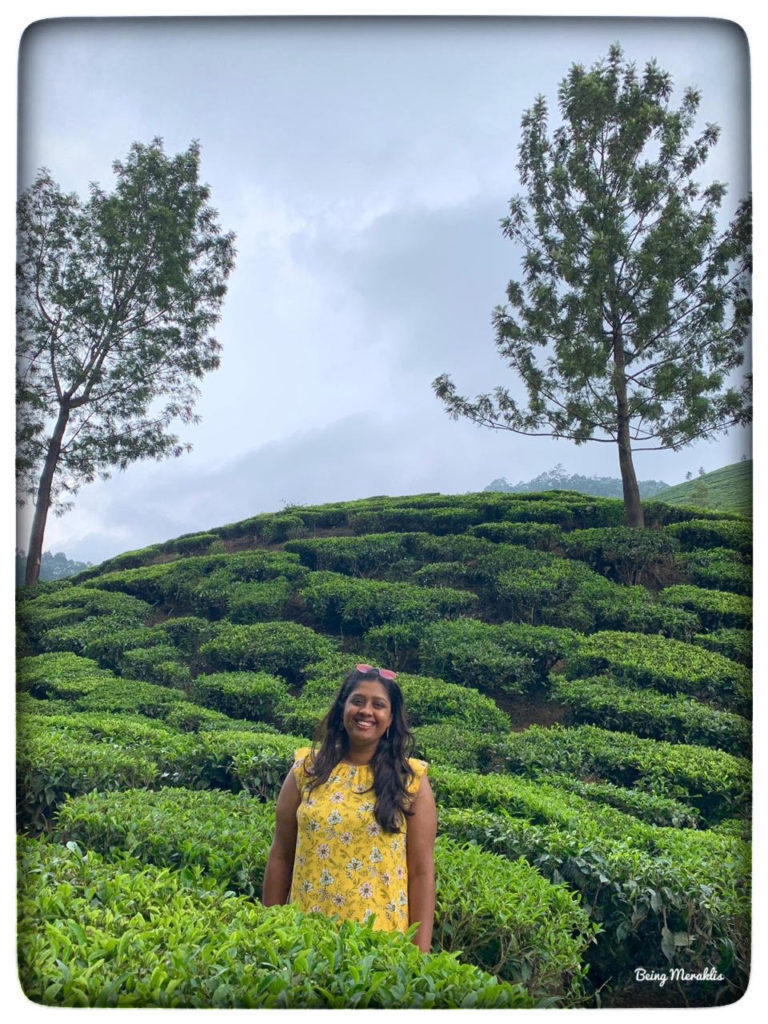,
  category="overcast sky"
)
[16,14,752,565]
